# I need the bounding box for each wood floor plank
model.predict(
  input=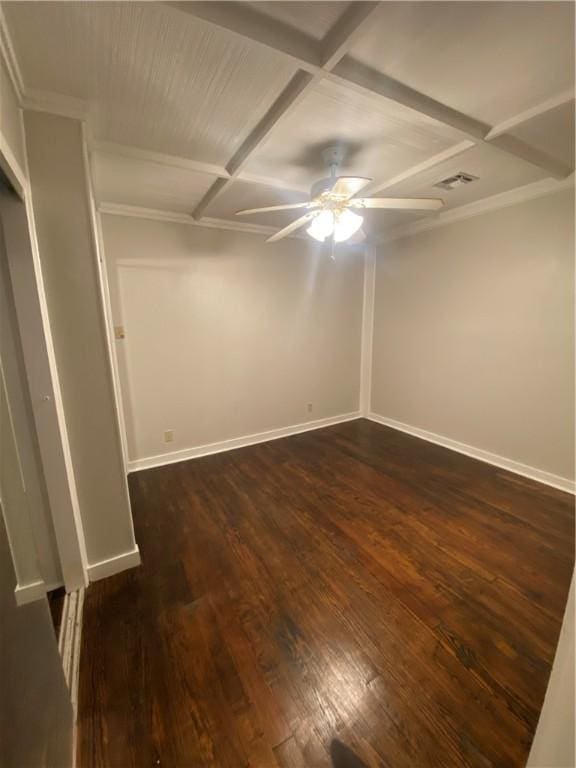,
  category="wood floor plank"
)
[78,419,574,768]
